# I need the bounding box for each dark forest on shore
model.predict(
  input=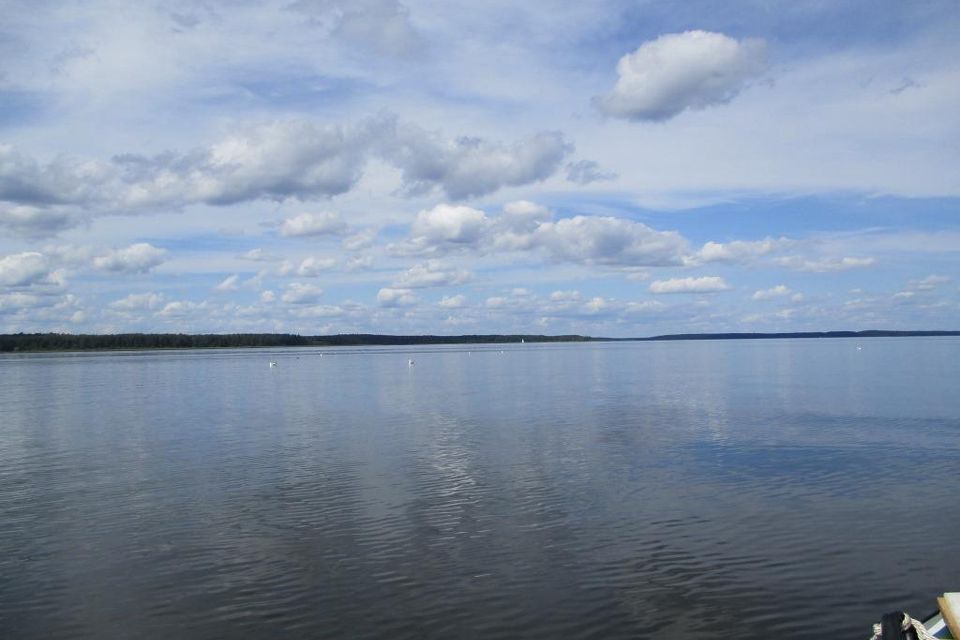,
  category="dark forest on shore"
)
[1,330,957,352]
